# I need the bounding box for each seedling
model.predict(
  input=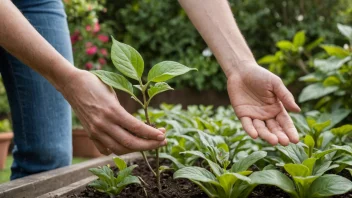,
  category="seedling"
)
[91,37,196,192]
[88,156,141,196]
